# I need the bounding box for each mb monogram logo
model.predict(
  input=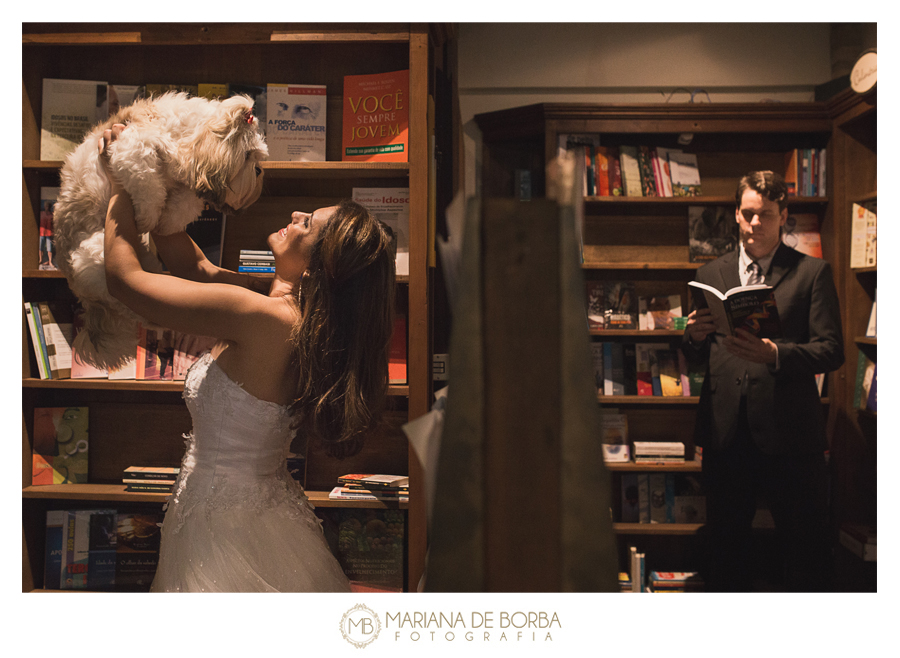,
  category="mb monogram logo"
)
[340,603,382,648]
